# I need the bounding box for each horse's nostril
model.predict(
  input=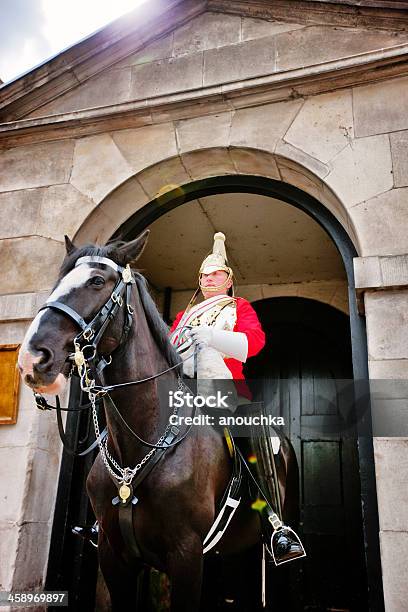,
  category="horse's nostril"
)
[34,347,54,373]
[25,373,35,386]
